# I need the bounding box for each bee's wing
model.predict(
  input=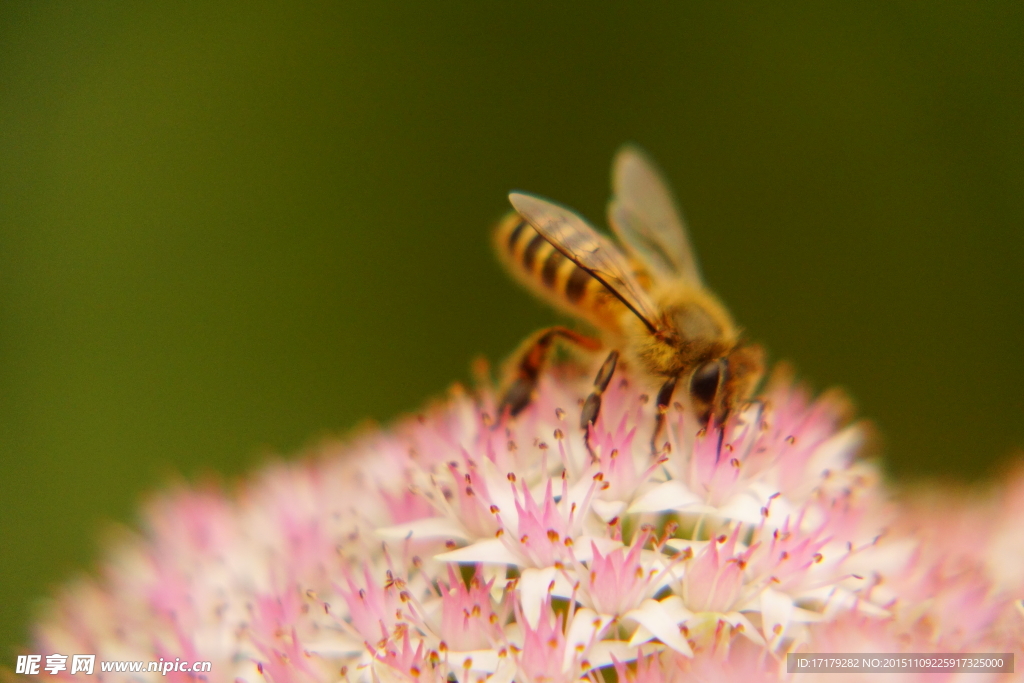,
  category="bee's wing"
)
[608,145,703,285]
[509,191,661,333]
